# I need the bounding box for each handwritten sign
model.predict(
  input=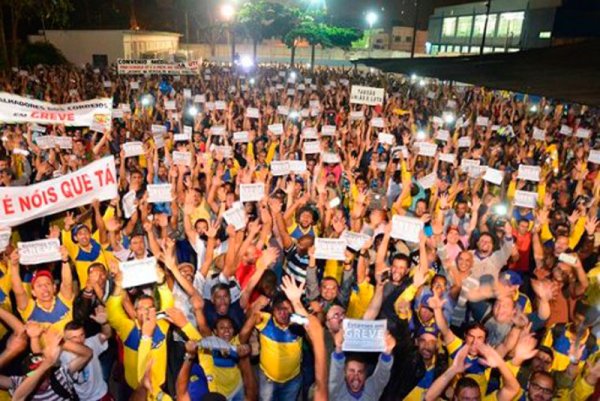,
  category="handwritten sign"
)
[436,130,450,142]
[223,207,246,231]
[514,190,538,209]
[322,153,341,164]
[147,184,173,203]
[302,127,318,140]
[349,111,364,121]
[321,125,336,136]
[151,124,166,134]
[342,319,387,352]
[194,94,206,103]
[341,231,371,252]
[122,141,144,157]
[416,142,437,157]
[153,133,165,149]
[476,116,489,126]
[239,184,265,202]
[164,100,176,110]
[350,85,385,106]
[370,117,385,128]
[211,125,226,136]
[576,128,591,139]
[588,150,600,165]
[270,161,290,176]
[18,238,61,265]
[559,125,573,136]
[418,173,437,189]
[268,123,284,135]
[233,131,249,143]
[314,238,347,261]
[483,167,504,185]
[303,141,320,154]
[215,101,226,110]
[120,257,158,289]
[122,191,136,218]
[532,127,546,141]
[457,136,472,148]
[517,165,541,182]
[277,106,289,116]
[378,132,395,145]
[439,153,456,164]
[246,107,260,119]
[391,215,424,243]
[289,160,307,173]
[172,151,192,166]
[0,228,11,252]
